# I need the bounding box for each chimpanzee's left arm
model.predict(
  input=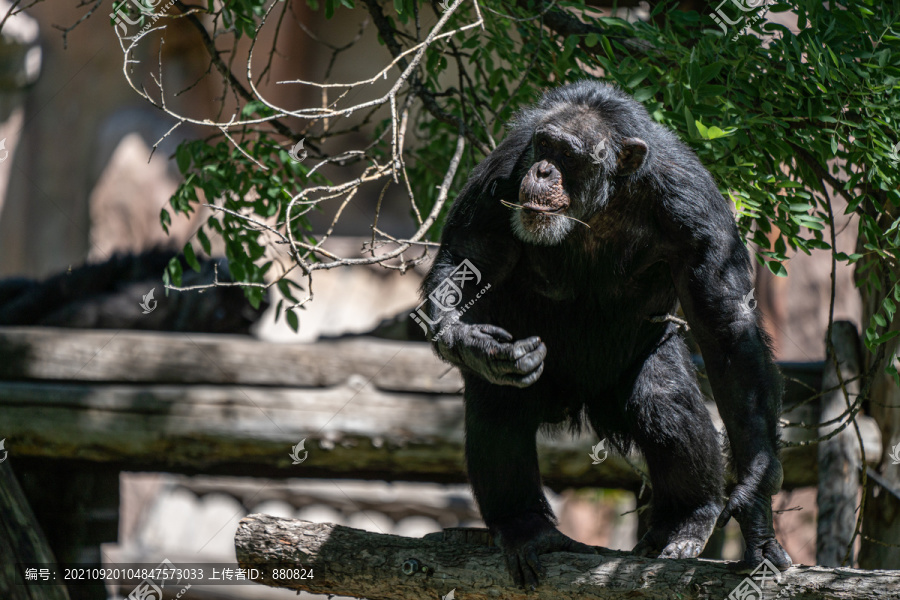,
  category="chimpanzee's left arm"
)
[663,175,792,571]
